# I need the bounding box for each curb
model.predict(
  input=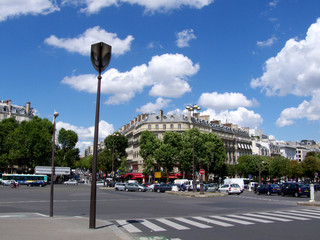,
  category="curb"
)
[297,201,320,207]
